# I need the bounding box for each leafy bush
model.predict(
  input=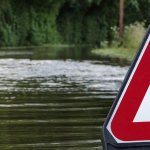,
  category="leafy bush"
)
[105,22,146,50]
[123,22,146,49]
[0,0,148,47]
